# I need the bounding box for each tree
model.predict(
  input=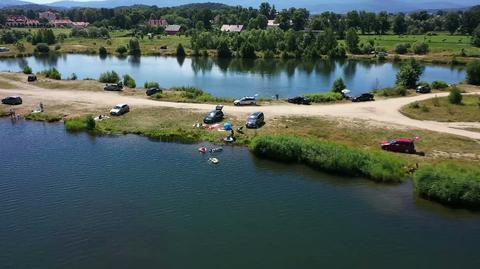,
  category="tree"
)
[240,41,256,58]
[217,39,232,58]
[22,65,32,74]
[448,86,463,104]
[393,13,407,35]
[396,59,424,88]
[413,42,429,54]
[345,28,359,53]
[259,2,271,18]
[466,60,480,85]
[99,71,120,83]
[445,12,460,35]
[128,38,141,55]
[176,43,186,57]
[346,11,360,29]
[34,43,50,54]
[376,11,390,35]
[316,28,337,55]
[472,25,480,47]
[292,9,309,31]
[331,78,346,93]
